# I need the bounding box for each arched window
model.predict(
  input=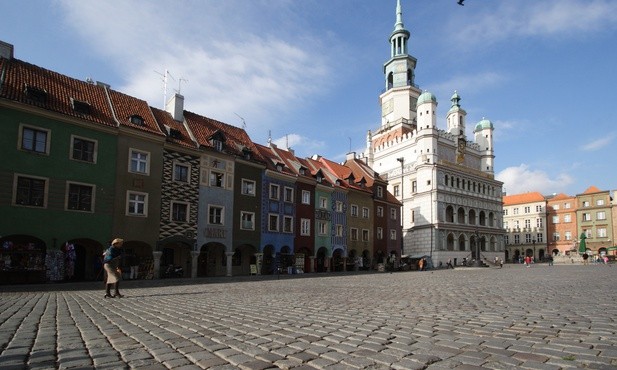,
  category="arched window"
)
[446,206,454,222]
[488,212,494,227]
[457,207,465,224]
[447,234,455,251]
[479,211,486,226]
[459,235,466,251]
[468,209,476,225]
